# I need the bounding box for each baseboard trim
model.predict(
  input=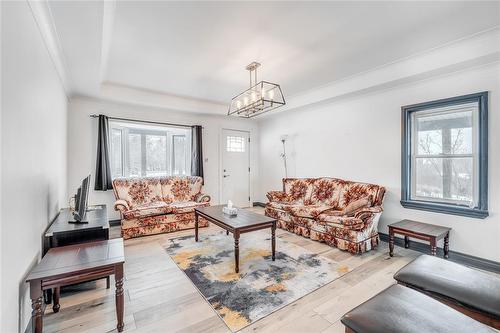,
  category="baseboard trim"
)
[109,219,121,227]
[253,202,266,207]
[379,233,500,274]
